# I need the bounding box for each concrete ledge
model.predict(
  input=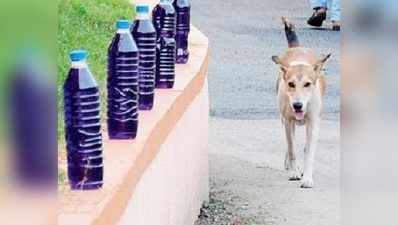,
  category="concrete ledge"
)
[59,25,209,225]
[119,79,209,225]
